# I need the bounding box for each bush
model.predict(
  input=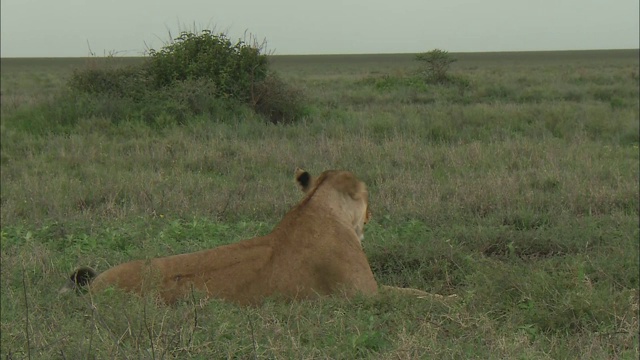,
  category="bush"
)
[147,30,268,102]
[251,73,309,124]
[416,49,457,84]
[68,65,148,97]
[59,29,307,129]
